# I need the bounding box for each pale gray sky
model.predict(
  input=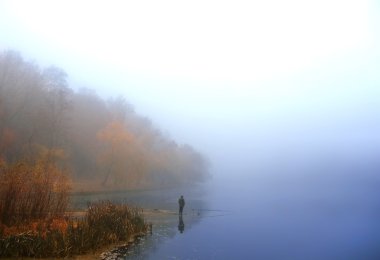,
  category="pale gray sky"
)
[1,0,379,173]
